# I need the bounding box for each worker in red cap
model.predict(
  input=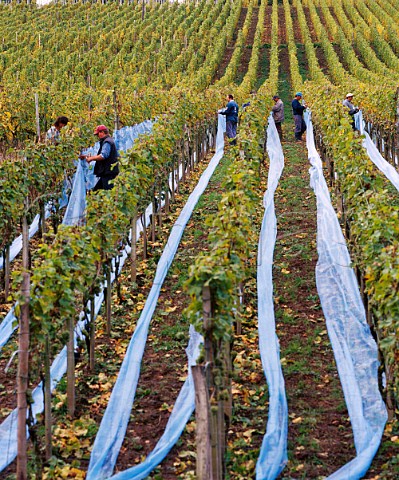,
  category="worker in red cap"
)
[80,125,119,191]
